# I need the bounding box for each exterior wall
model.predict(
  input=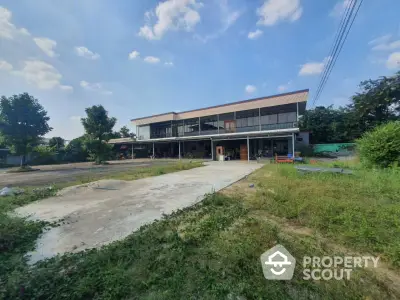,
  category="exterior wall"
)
[137,125,150,140]
[5,153,34,166]
[132,90,308,126]
[297,132,310,145]
[137,107,299,140]
[134,113,176,126]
